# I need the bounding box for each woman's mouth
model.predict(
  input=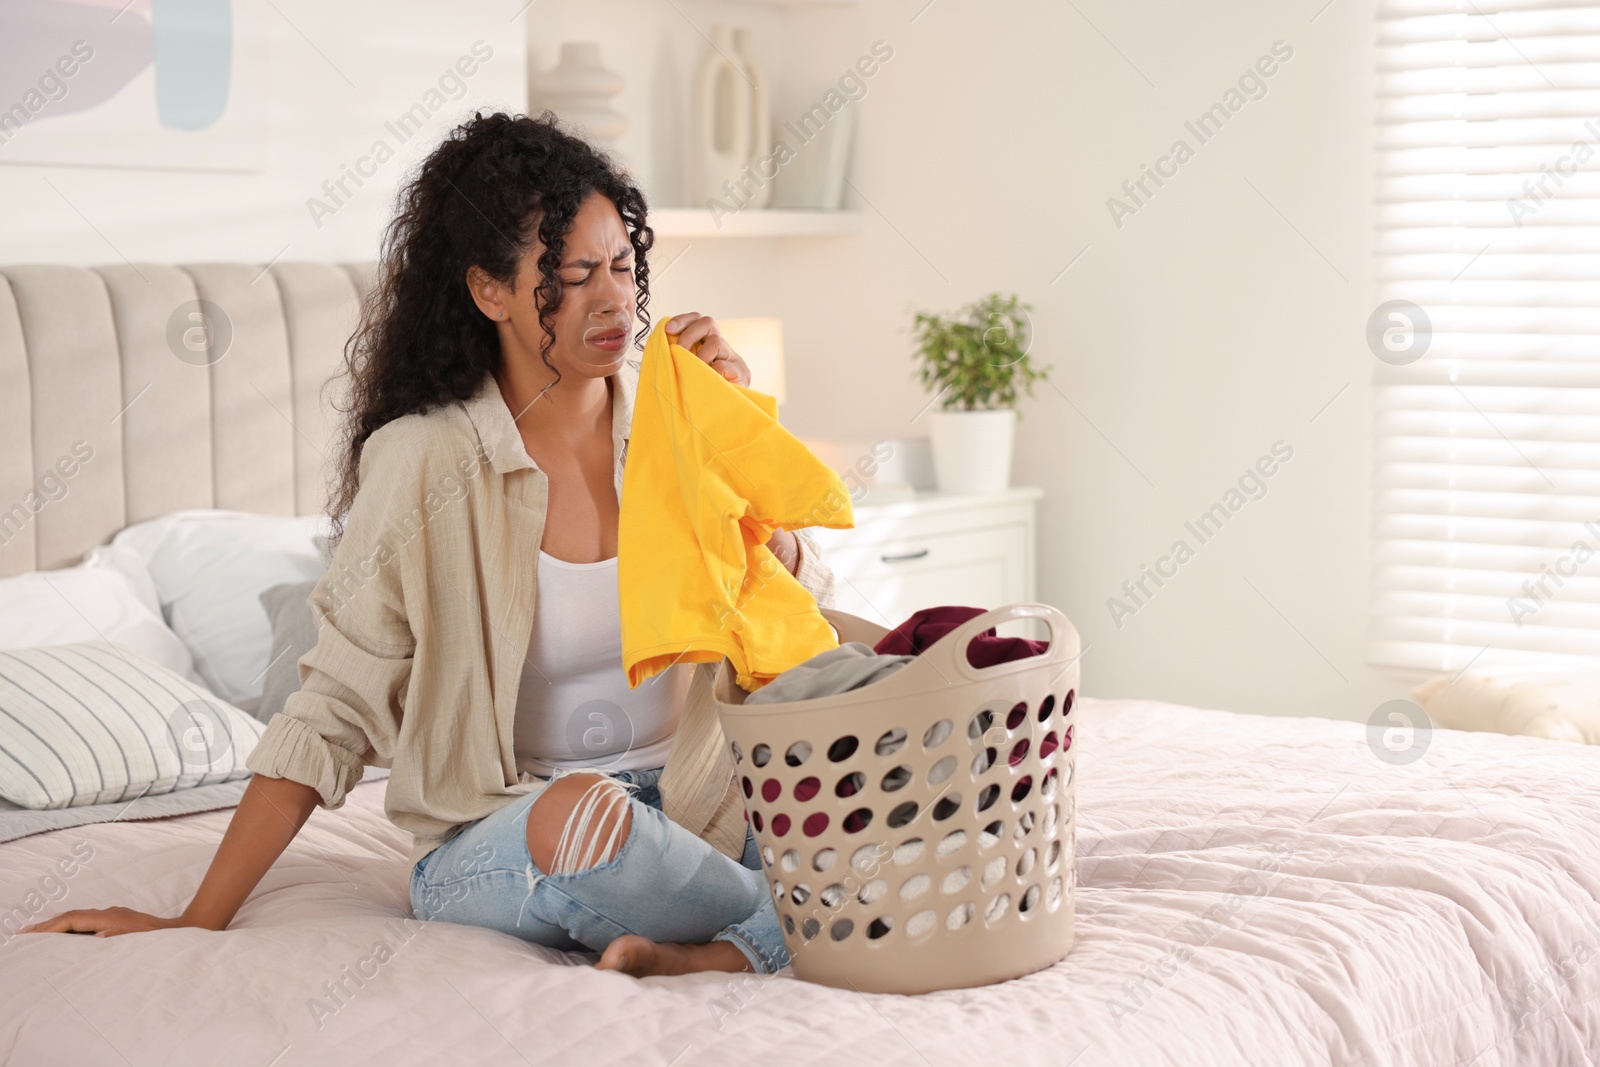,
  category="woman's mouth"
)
[587,327,629,352]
